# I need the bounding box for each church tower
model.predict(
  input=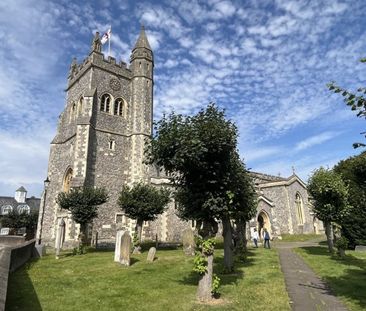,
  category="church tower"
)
[38,27,154,246]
